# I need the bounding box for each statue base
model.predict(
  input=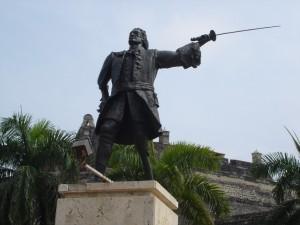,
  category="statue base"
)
[55,180,178,225]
